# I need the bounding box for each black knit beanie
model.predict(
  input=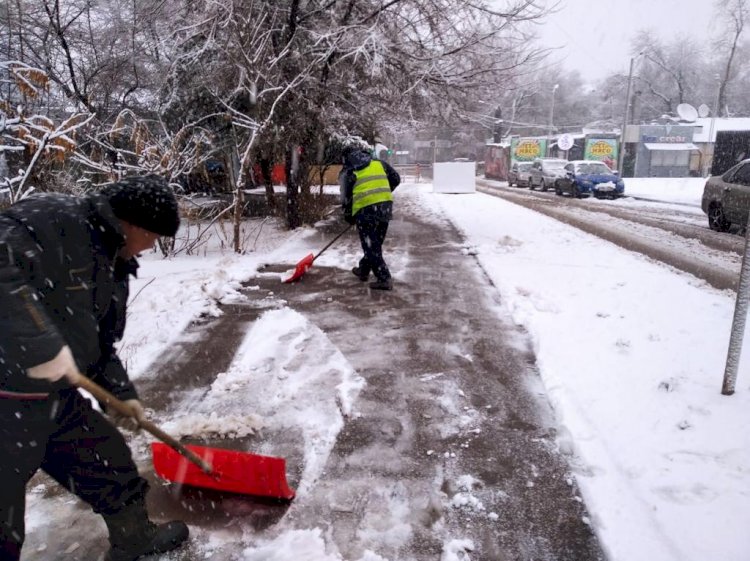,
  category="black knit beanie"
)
[101,175,180,237]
